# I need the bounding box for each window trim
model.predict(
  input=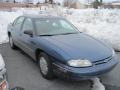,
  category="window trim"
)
[21,17,35,35]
